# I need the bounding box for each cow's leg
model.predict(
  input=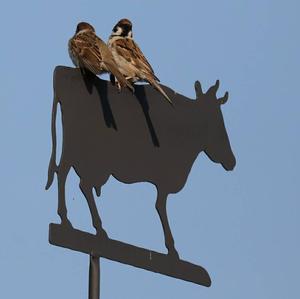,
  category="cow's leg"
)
[155,191,179,259]
[79,180,108,239]
[57,164,72,227]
